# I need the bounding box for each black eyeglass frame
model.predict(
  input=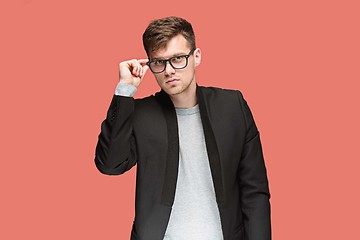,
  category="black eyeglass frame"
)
[146,48,196,74]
